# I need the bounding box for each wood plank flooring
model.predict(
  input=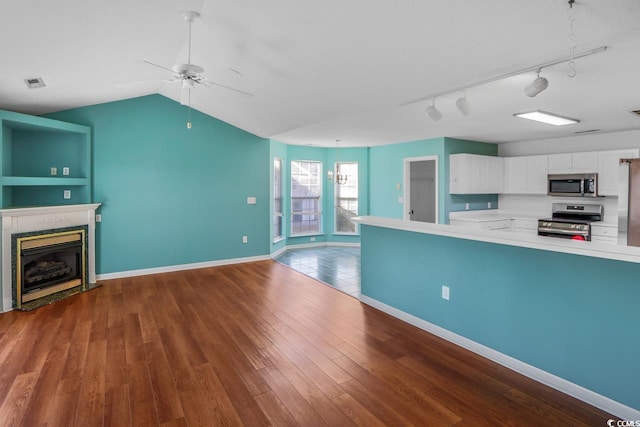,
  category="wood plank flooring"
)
[0,260,618,426]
